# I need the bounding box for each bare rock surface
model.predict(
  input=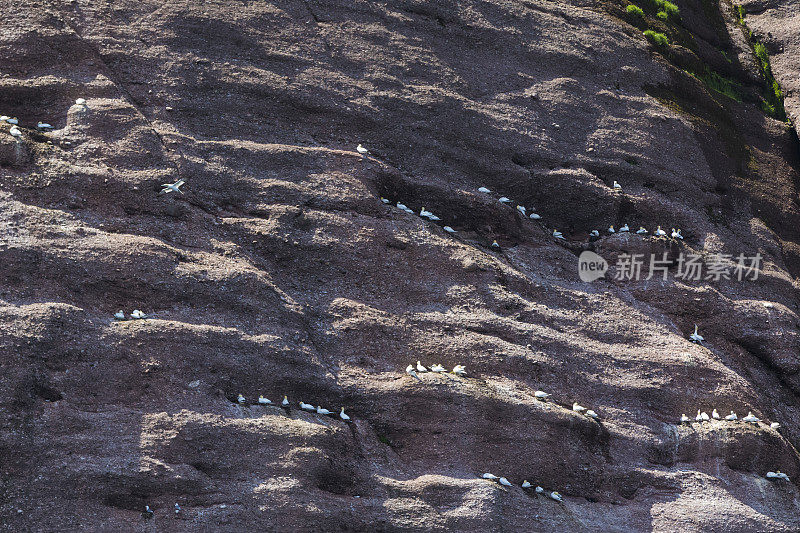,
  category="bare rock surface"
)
[1,1,799,531]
